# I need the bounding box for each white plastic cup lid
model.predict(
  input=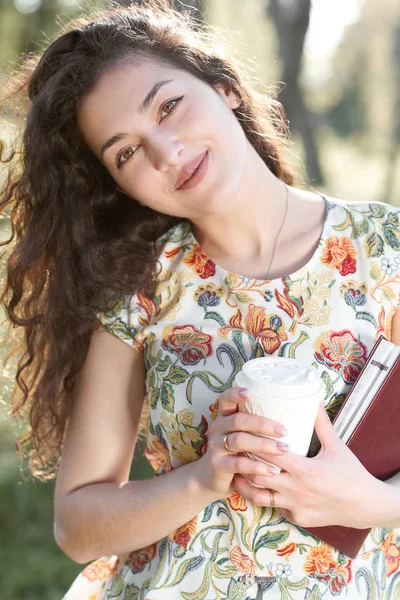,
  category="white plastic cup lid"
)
[235,357,323,400]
